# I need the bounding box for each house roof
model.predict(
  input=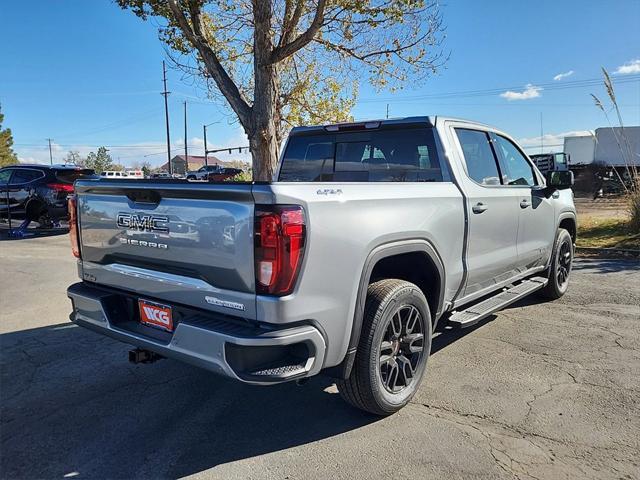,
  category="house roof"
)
[160,154,224,171]
[174,154,224,166]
